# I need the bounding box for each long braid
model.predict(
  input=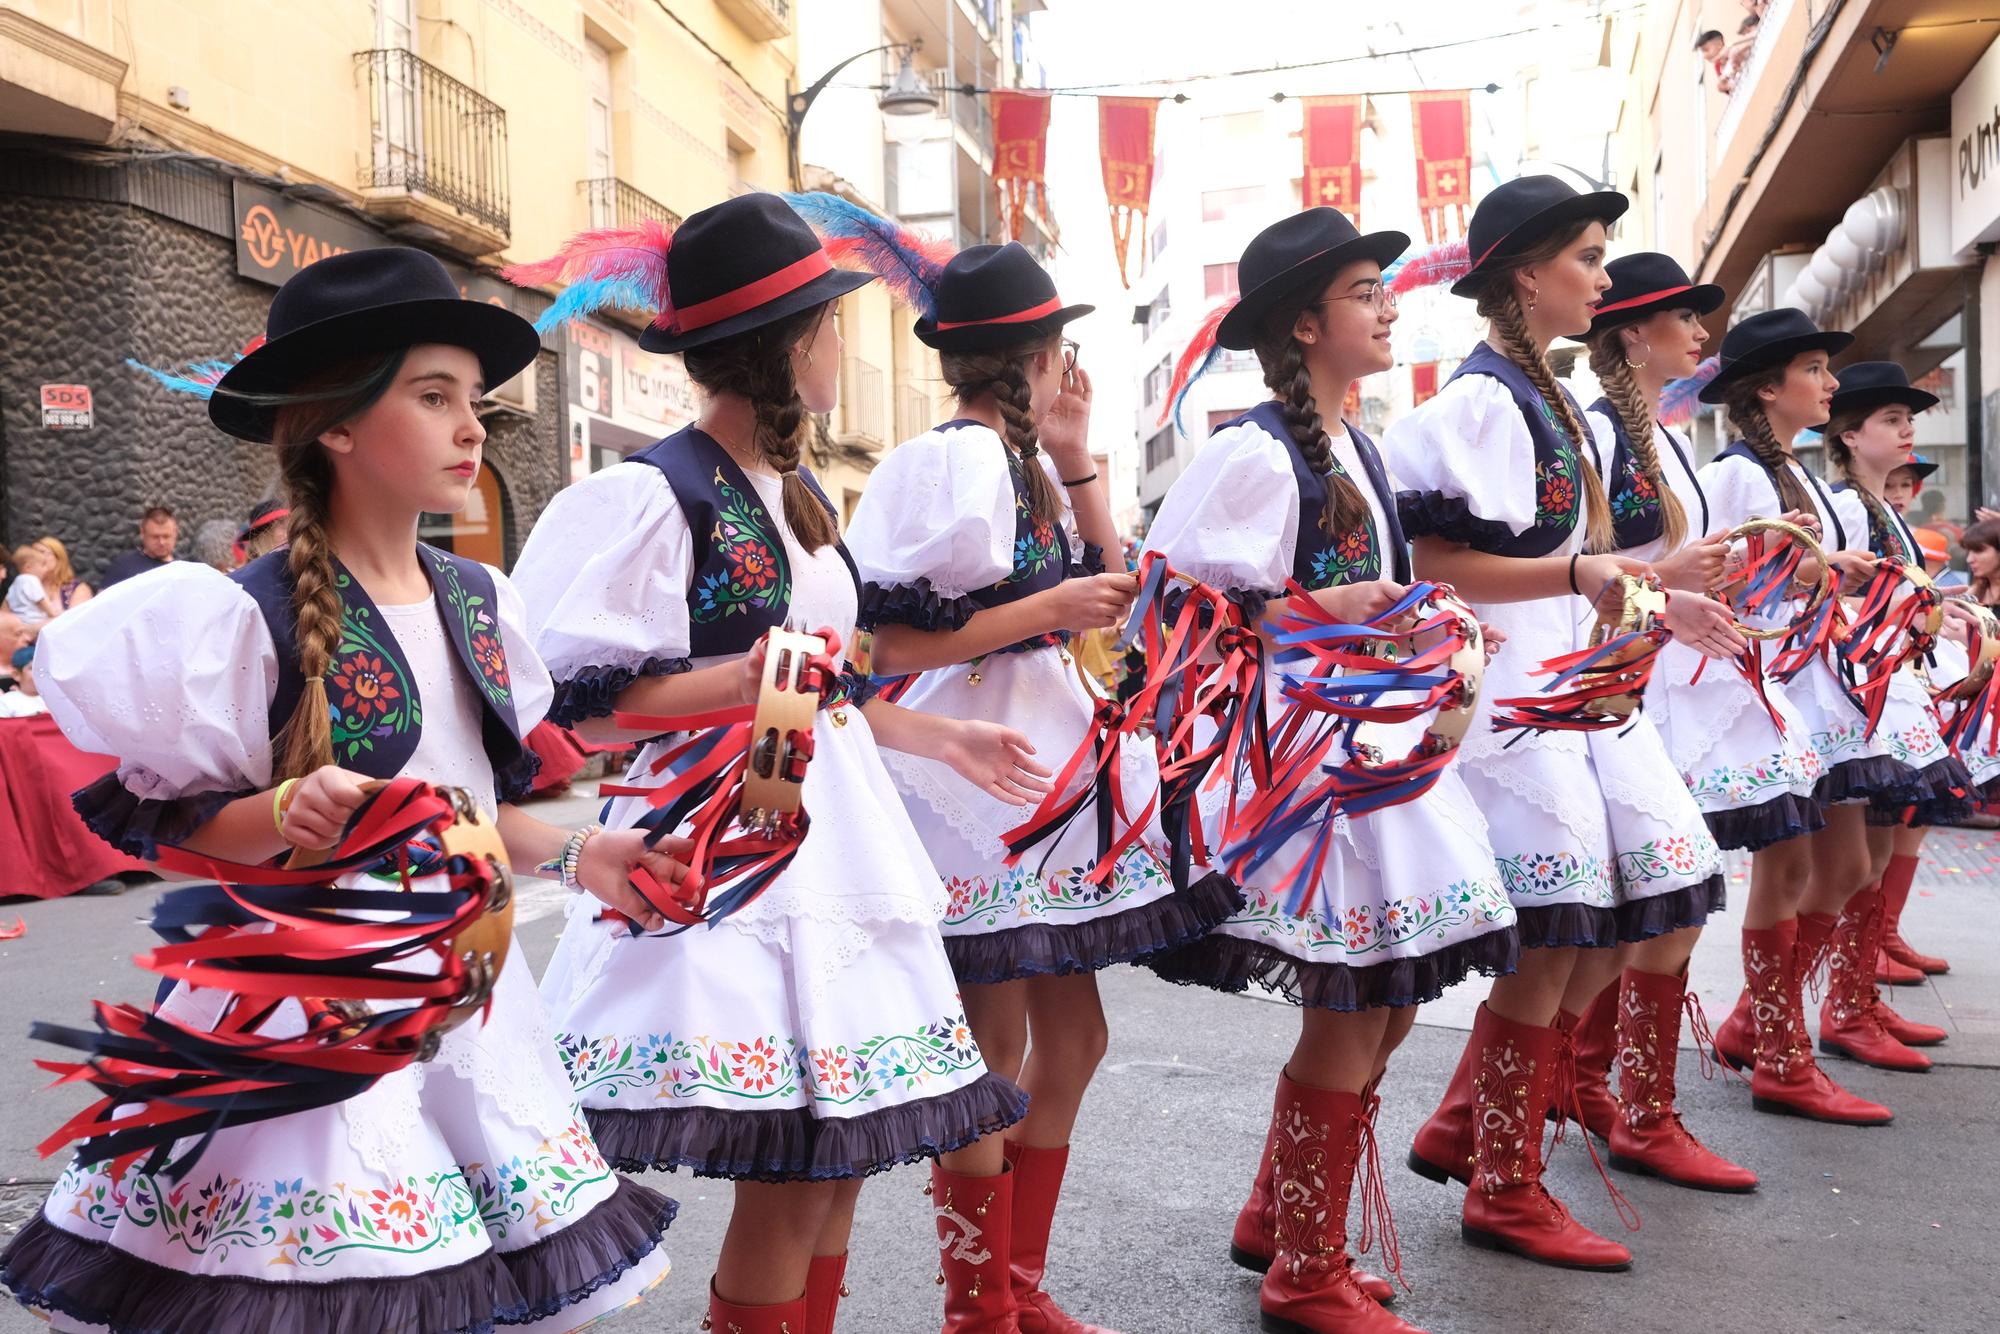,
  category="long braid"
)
[1255,333,1370,537]
[1588,335,1688,551]
[940,347,1063,530]
[1479,287,1612,552]
[1721,375,1815,516]
[270,431,341,781]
